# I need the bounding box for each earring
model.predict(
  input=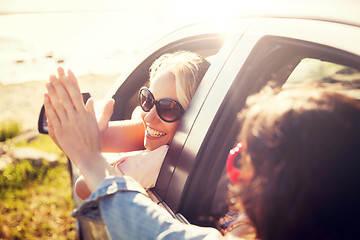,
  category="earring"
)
[226,143,252,184]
